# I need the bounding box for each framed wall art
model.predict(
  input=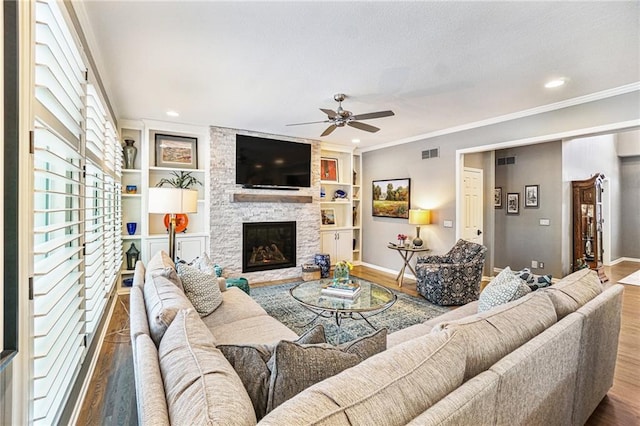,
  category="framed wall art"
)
[155,133,198,169]
[494,187,503,208]
[372,178,411,219]
[320,157,339,181]
[524,184,539,208]
[321,208,336,226]
[507,192,520,215]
